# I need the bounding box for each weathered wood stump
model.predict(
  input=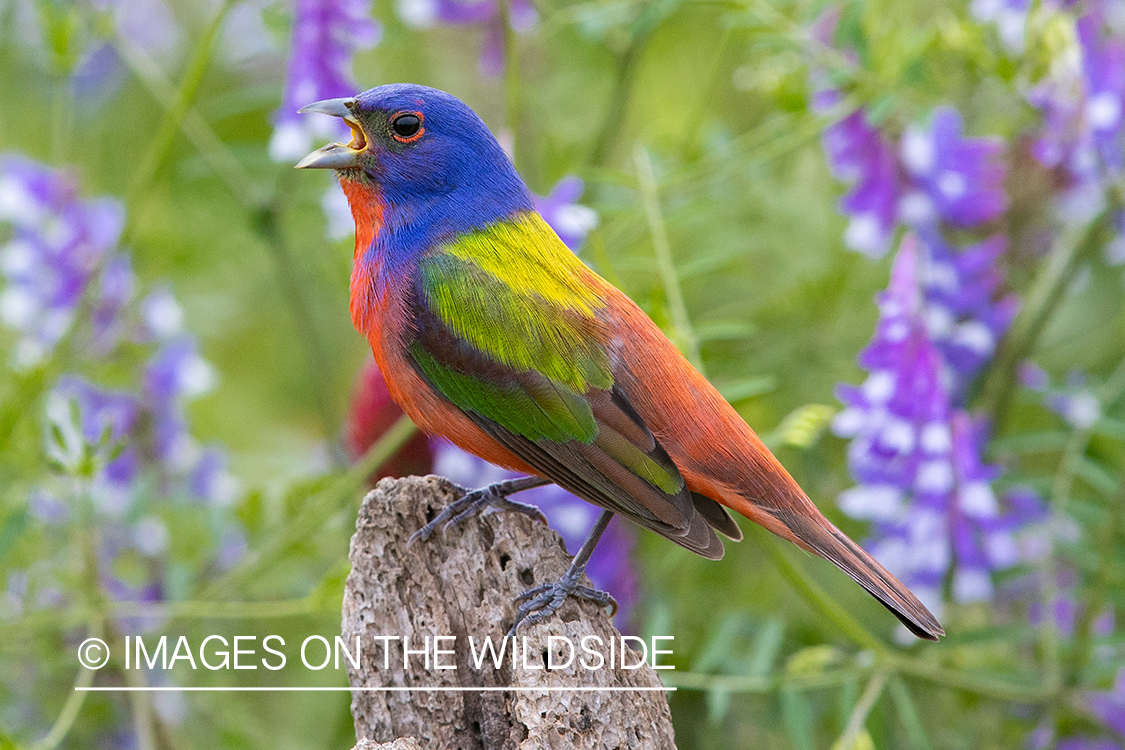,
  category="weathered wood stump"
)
[342,476,677,750]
